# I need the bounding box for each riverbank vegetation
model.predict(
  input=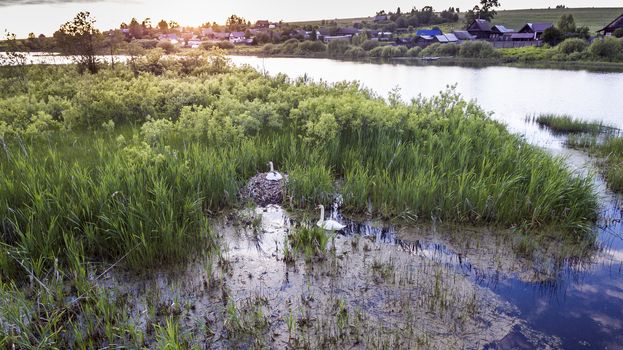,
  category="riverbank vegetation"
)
[535,114,610,134]
[0,50,599,347]
[532,114,622,193]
